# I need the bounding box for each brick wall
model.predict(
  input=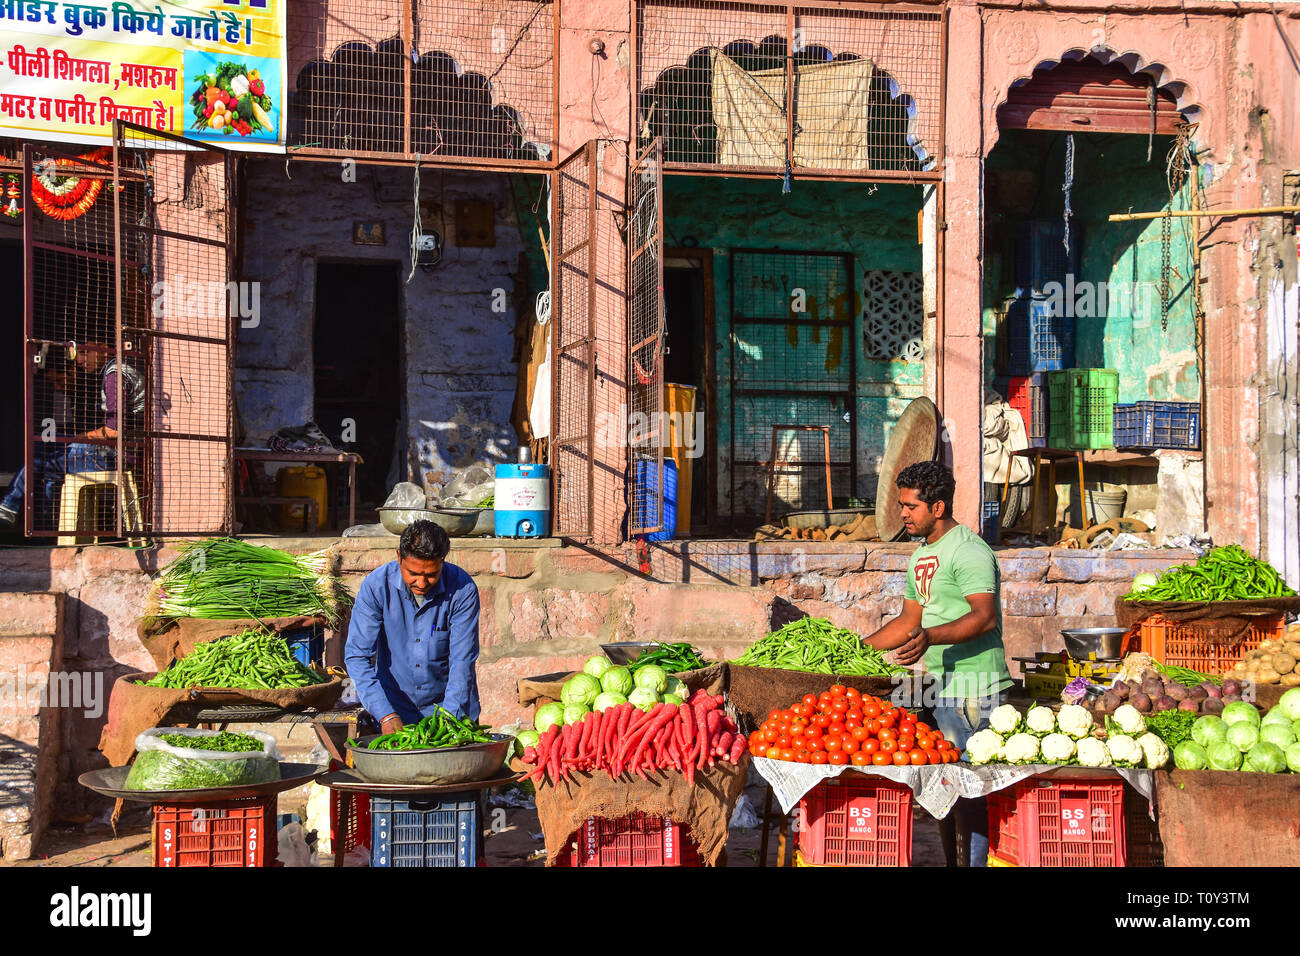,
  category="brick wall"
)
[0,538,1193,827]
